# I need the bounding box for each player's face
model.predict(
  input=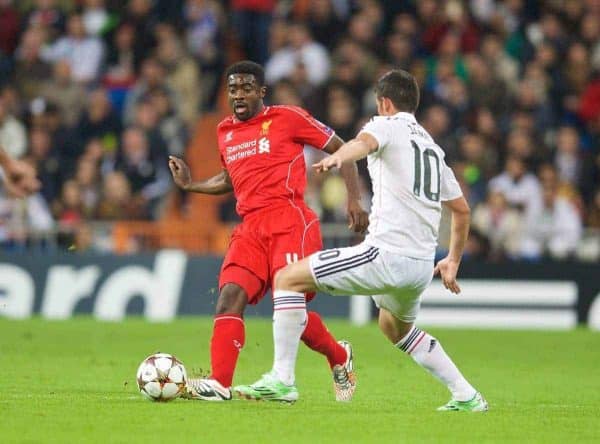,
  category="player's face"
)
[227,74,266,121]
